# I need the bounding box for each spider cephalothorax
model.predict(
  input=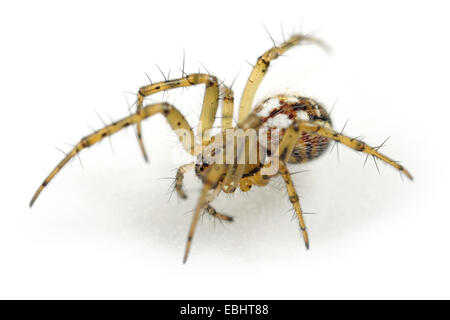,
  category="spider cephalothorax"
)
[30,34,412,263]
